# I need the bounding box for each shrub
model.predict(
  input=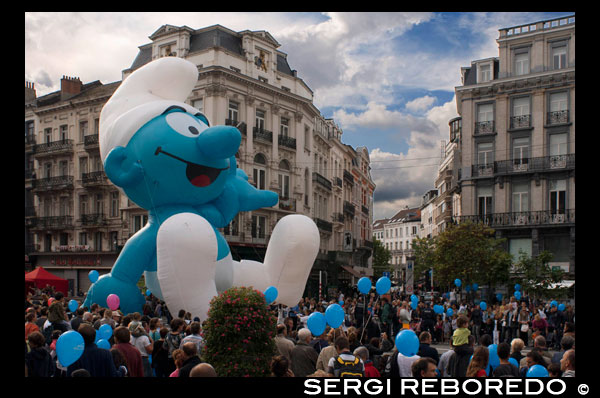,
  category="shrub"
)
[202,286,277,376]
